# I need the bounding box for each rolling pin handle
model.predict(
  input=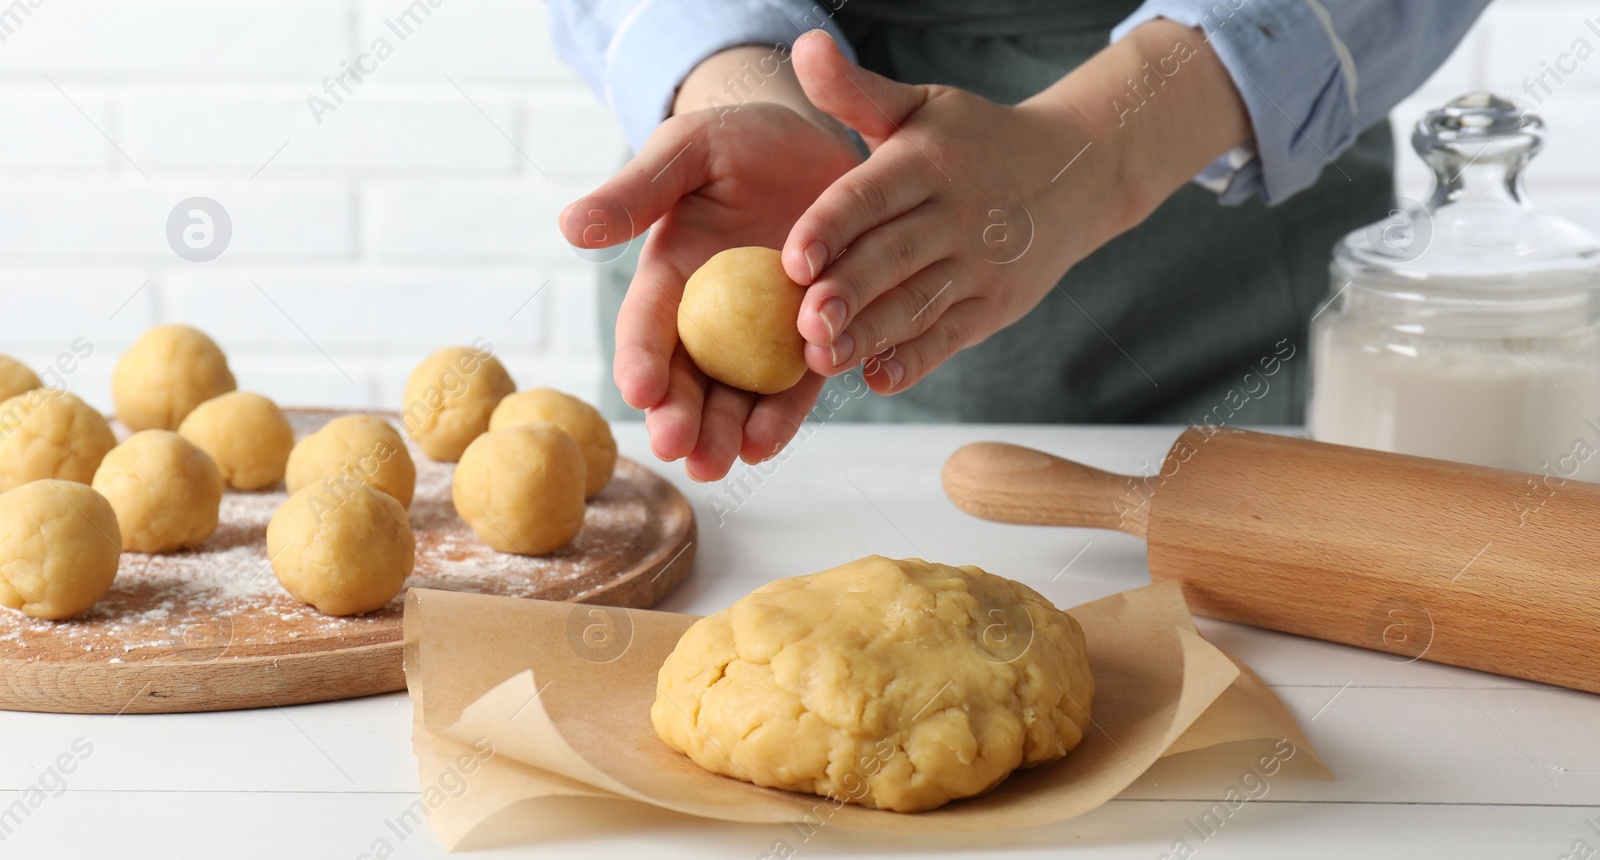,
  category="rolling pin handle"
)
[941,442,1151,538]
